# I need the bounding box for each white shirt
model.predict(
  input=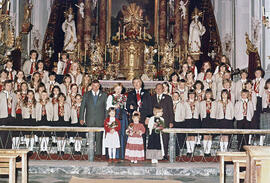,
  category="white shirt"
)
[92,90,100,96]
